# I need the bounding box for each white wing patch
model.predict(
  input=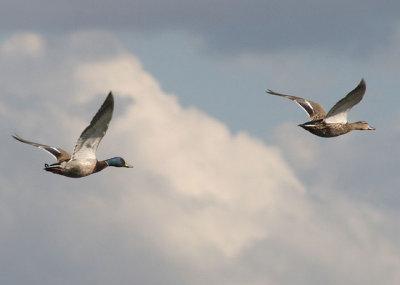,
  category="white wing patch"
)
[71,93,114,161]
[295,100,314,117]
[324,111,348,124]
[72,133,106,160]
[39,146,62,159]
[324,79,366,124]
